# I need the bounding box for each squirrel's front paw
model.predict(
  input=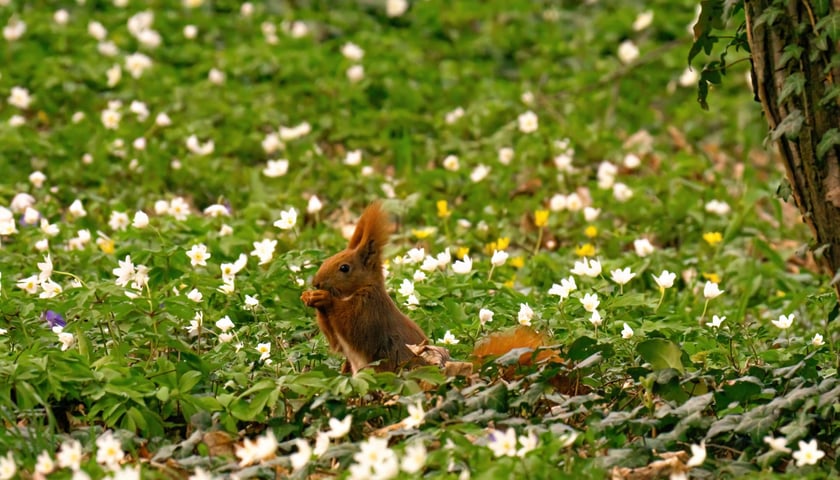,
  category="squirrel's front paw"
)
[301,289,332,308]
